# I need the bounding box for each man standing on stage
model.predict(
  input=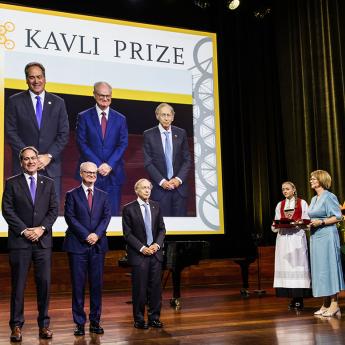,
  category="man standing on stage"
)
[122,178,166,329]
[64,161,111,336]
[2,146,58,342]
